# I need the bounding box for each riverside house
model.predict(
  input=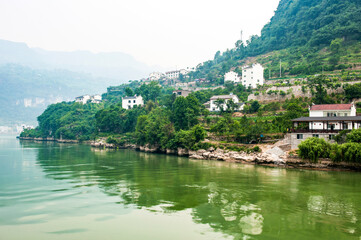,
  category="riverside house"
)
[122,95,144,109]
[290,103,360,149]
